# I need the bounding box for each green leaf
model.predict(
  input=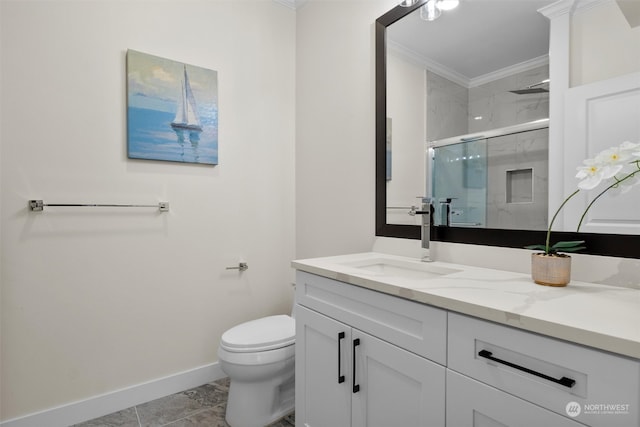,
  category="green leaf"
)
[526,240,587,255]
[556,246,587,253]
[524,244,547,251]
[551,240,586,248]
